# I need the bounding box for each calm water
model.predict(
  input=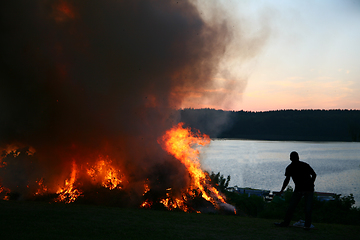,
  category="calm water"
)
[200,140,360,206]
